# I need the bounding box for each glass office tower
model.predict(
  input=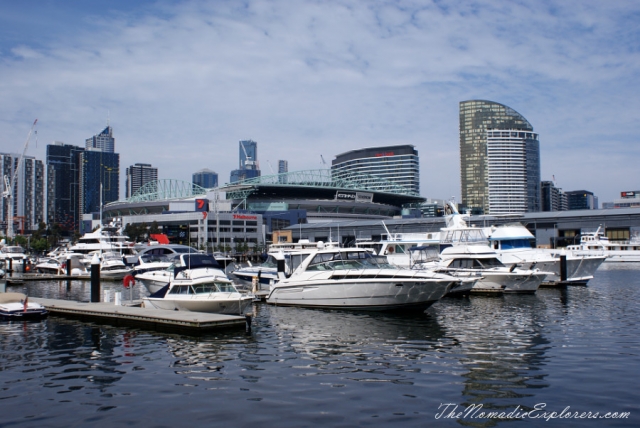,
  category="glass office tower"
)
[79,150,120,215]
[46,142,85,231]
[86,126,115,153]
[192,168,219,189]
